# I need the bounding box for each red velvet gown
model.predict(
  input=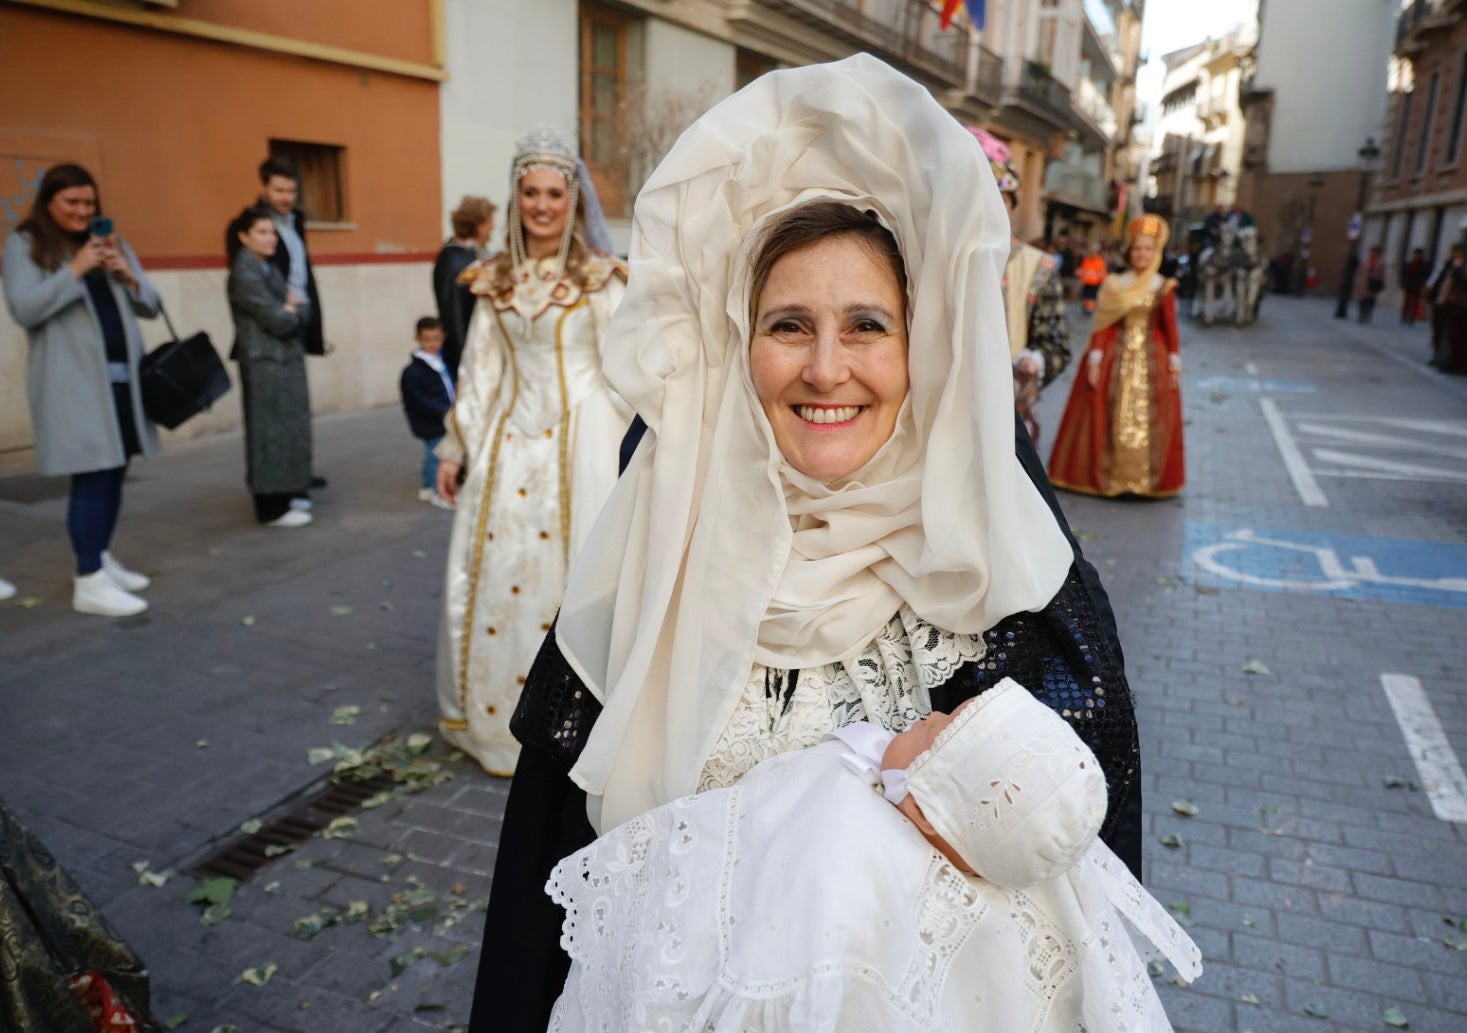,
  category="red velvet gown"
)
[1048,278,1185,497]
